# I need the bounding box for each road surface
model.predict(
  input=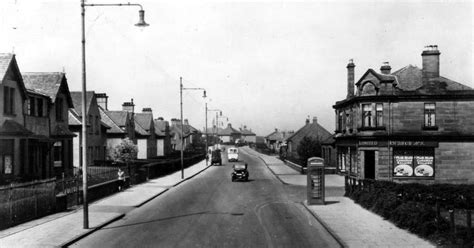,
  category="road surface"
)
[71,147,340,248]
